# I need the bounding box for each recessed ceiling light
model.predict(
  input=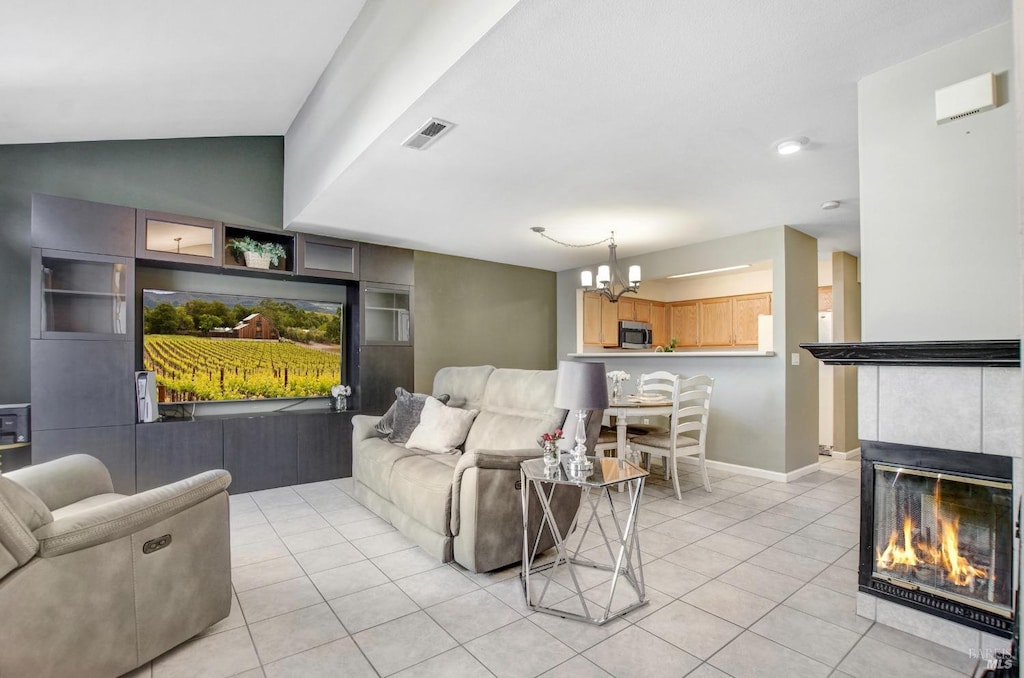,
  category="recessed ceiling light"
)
[776,137,809,155]
[667,264,751,279]
[821,200,840,210]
